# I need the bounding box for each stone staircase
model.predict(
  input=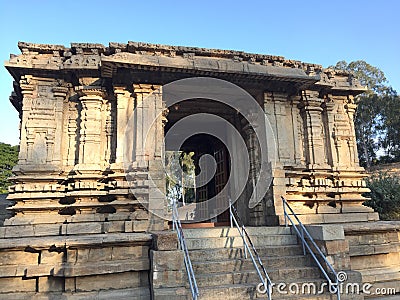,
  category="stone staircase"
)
[183,226,335,300]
